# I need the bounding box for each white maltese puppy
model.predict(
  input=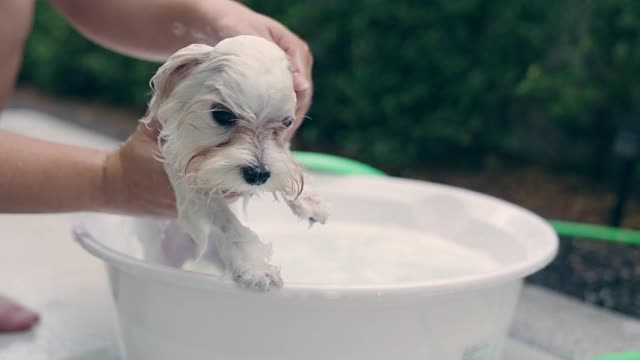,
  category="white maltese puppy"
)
[139,36,329,291]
